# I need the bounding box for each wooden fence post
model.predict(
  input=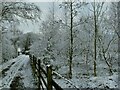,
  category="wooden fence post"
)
[47,65,52,90]
[38,59,41,89]
[33,55,36,69]
[29,54,33,66]
[33,55,34,64]
[32,55,37,78]
[31,55,33,64]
